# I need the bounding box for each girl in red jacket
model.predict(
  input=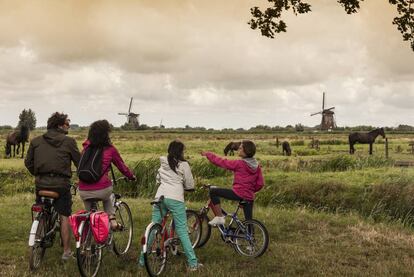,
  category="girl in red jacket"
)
[201,140,264,226]
[78,120,136,230]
